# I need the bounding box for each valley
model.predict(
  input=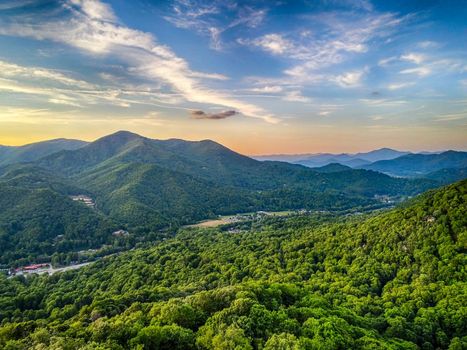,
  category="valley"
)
[0,131,442,267]
[0,179,465,349]
[1,1,466,349]
[0,132,465,349]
